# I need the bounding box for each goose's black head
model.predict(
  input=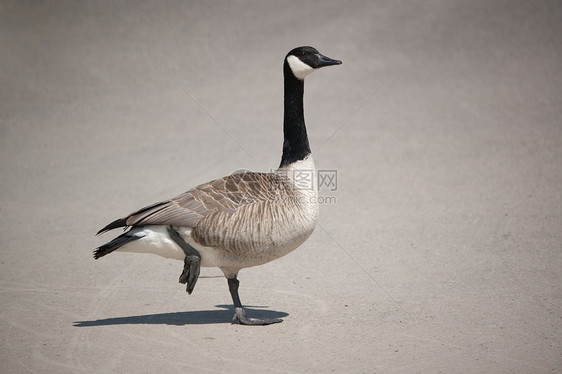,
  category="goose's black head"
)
[284,46,342,80]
